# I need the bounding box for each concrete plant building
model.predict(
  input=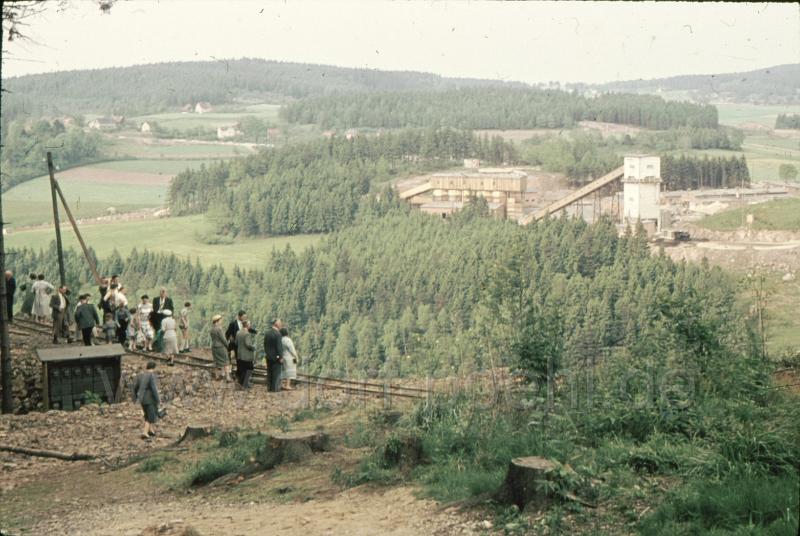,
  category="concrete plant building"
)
[410,168,528,220]
[622,155,661,234]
